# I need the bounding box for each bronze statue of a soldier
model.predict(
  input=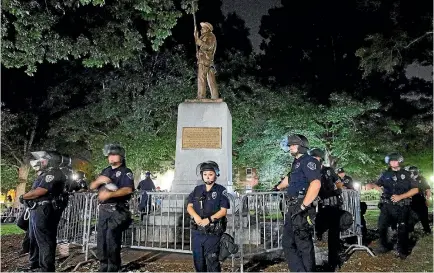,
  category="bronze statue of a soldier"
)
[194,22,218,99]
